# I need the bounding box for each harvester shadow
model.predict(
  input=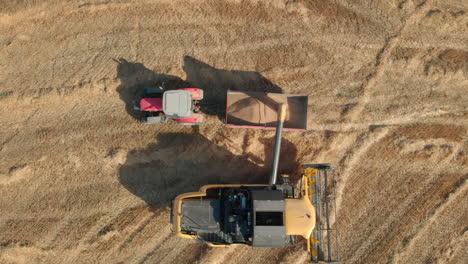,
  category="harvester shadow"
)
[114,58,191,120]
[183,56,283,120]
[259,137,300,180]
[119,132,299,207]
